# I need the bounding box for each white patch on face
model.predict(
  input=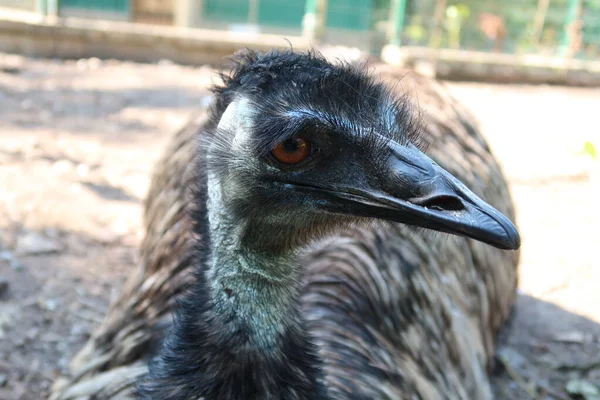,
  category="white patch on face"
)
[217,97,255,153]
[378,99,396,135]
